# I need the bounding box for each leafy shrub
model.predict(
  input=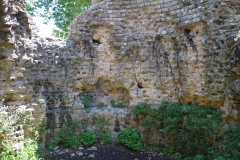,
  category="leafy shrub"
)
[132,102,151,116]
[48,140,58,151]
[153,146,161,153]
[47,116,81,150]
[0,105,43,159]
[57,131,79,149]
[97,102,108,109]
[0,139,43,160]
[116,127,145,151]
[37,116,47,132]
[162,146,175,156]
[92,115,112,145]
[93,116,111,136]
[55,117,82,150]
[48,117,98,149]
[80,94,92,112]
[78,130,97,147]
[100,133,112,145]
[133,101,222,156]
[161,146,181,160]
[224,123,240,159]
[206,148,228,160]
